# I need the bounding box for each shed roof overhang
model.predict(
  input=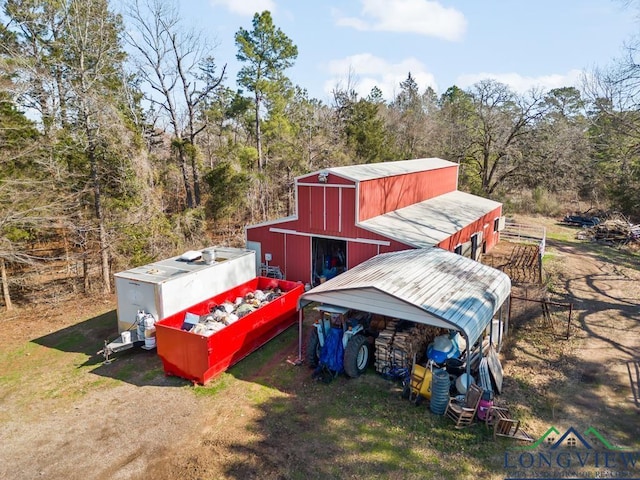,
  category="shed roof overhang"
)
[358,190,502,248]
[299,247,511,348]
